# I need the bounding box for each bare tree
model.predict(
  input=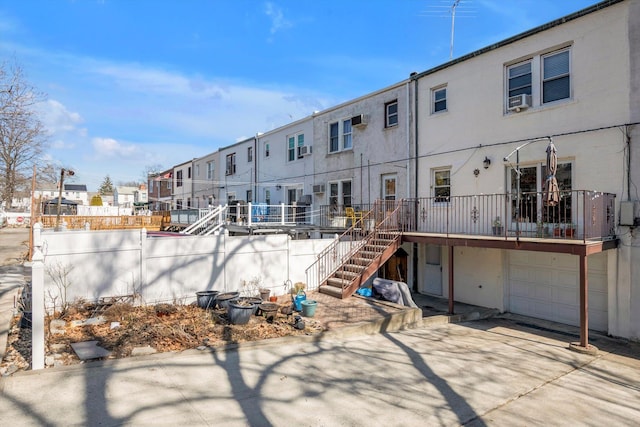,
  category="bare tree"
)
[0,60,48,208]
